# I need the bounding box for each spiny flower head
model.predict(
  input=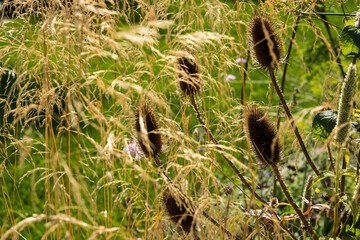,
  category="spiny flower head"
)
[335,63,357,144]
[177,53,201,96]
[135,103,162,157]
[248,14,281,69]
[245,107,282,165]
[163,186,199,237]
